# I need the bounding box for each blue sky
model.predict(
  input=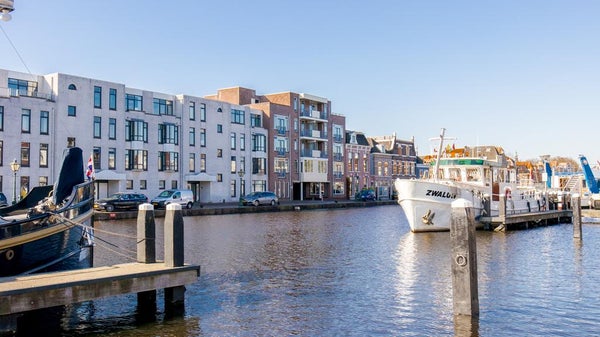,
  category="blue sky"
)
[2,0,599,164]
